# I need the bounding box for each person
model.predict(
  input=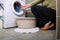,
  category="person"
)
[21,0,56,30]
